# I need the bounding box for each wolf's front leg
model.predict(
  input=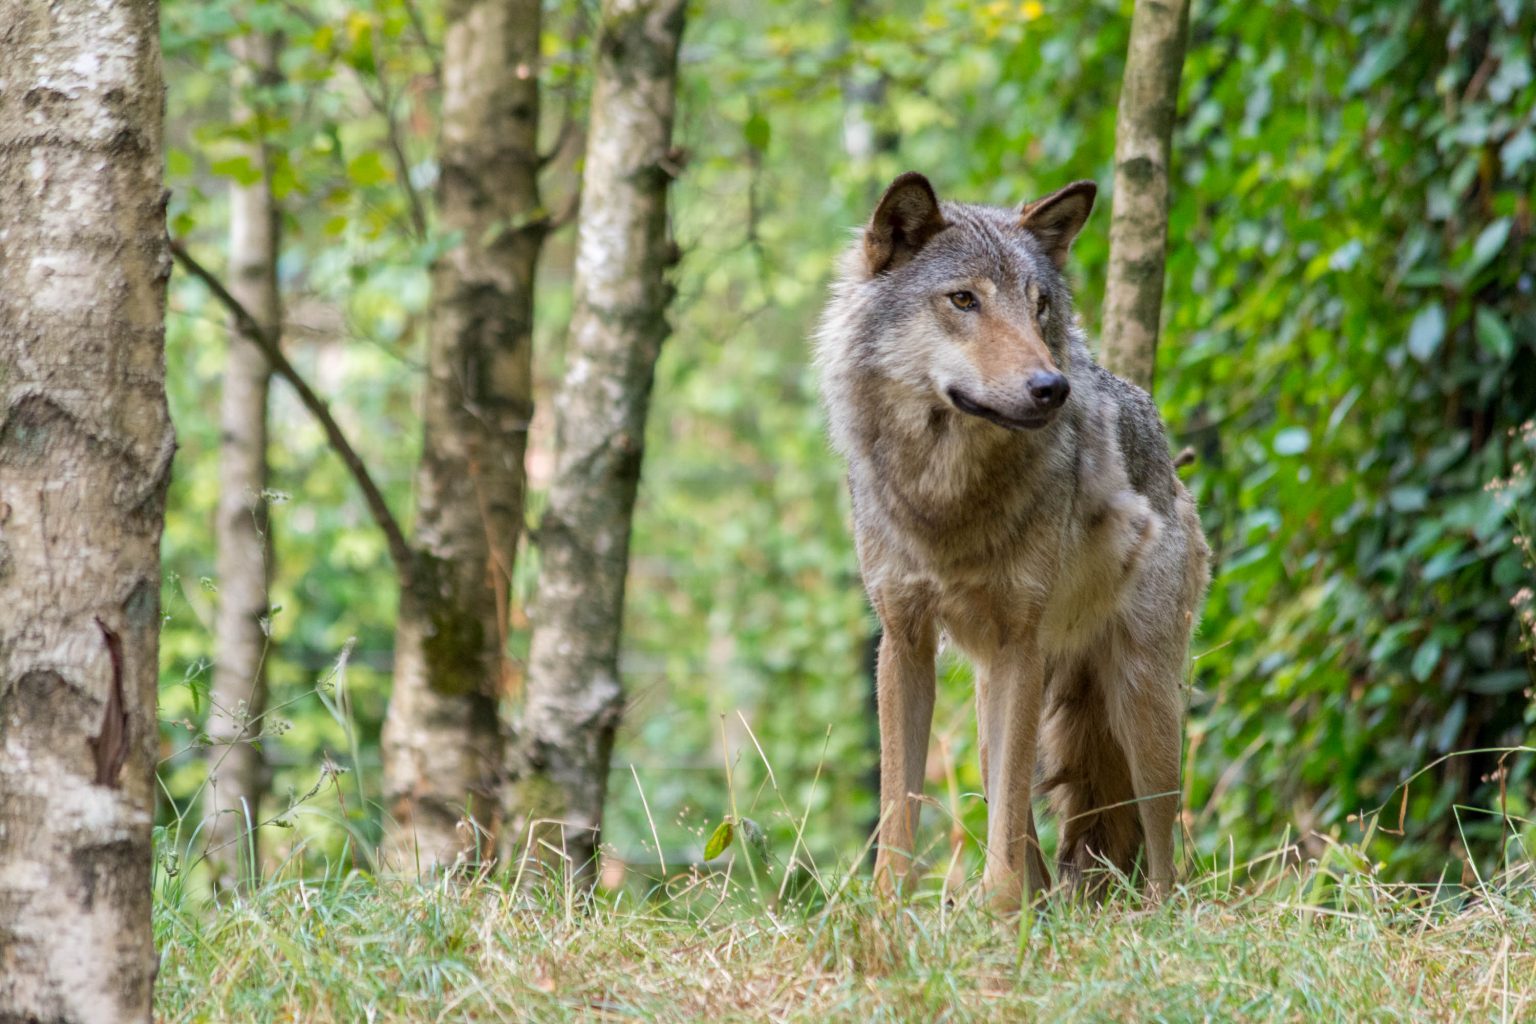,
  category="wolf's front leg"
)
[979,642,1050,910]
[871,598,937,897]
